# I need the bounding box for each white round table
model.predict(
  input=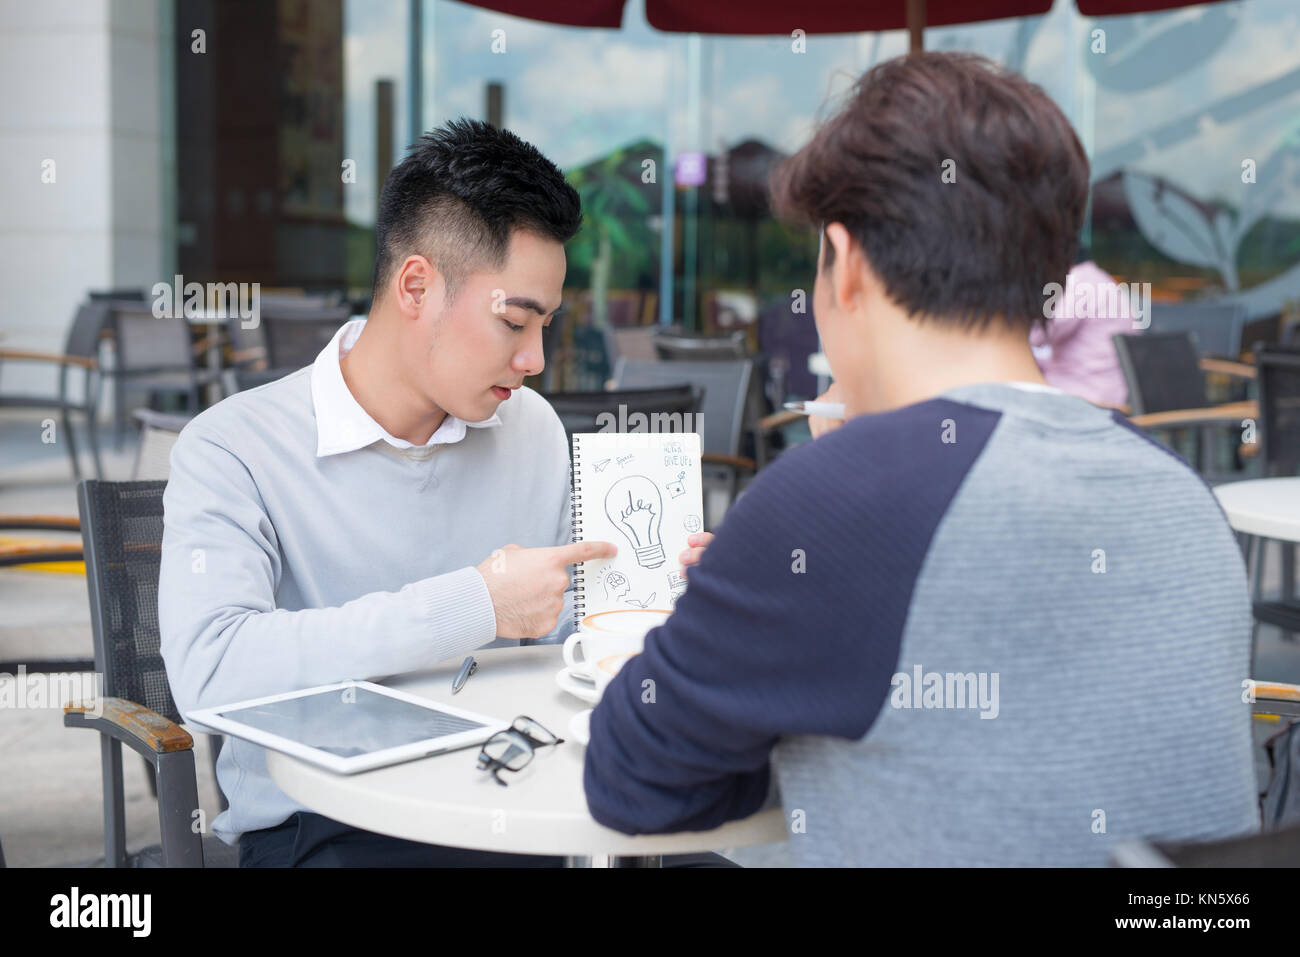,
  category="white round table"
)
[1214,478,1300,541]
[266,645,786,866]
